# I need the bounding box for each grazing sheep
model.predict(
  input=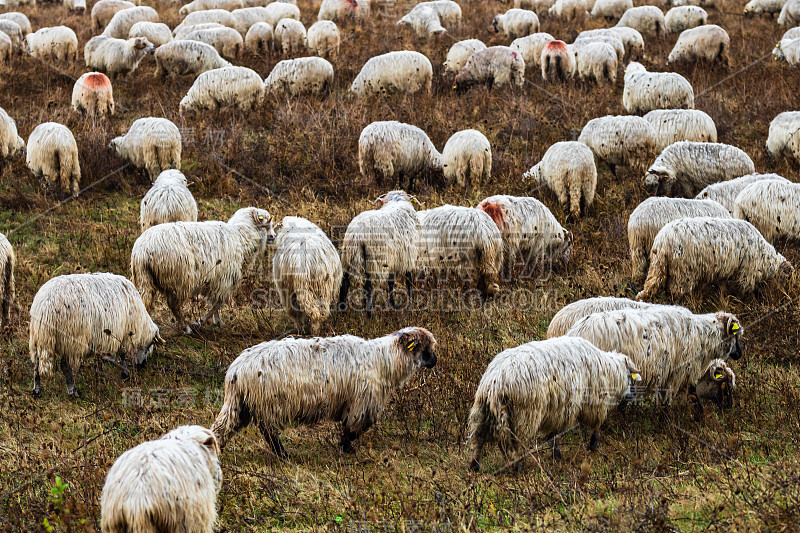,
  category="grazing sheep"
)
[264,1,301,27]
[350,51,433,96]
[103,6,160,39]
[578,115,656,173]
[173,22,226,40]
[180,0,243,16]
[272,216,342,335]
[524,141,596,217]
[454,46,525,90]
[546,296,653,338]
[231,6,271,34]
[140,170,198,232]
[274,18,306,54]
[211,328,437,454]
[264,56,333,96]
[468,336,640,471]
[129,21,172,47]
[318,0,370,20]
[245,21,273,54]
[185,26,244,59]
[515,0,556,12]
[155,40,231,77]
[541,40,576,81]
[420,0,462,26]
[307,20,339,57]
[733,180,800,243]
[0,33,9,64]
[65,0,87,14]
[575,41,618,84]
[110,118,181,179]
[576,27,644,59]
[358,121,442,190]
[623,62,694,113]
[509,33,553,68]
[24,26,78,63]
[397,6,447,39]
[91,0,136,33]
[570,34,625,64]
[84,36,155,77]
[696,359,736,408]
[131,207,276,333]
[592,0,632,19]
[71,72,115,117]
[665,6,707,33]
[644,141,755,197]
[442,129,491,190]
[668,24,730,66]
[0,22,20,45]
[180,66,266,113]
[338,190,421,315]
[0,13,32,35]
[0,107,25,163]
[744,0,787,15]
[773,35,800,65]
[616,6,666,37]
[174,9,238,35]
[101,426,221,533]
[26,123,80,197]
[443,39,486,74]
[766,111,800,162]
[643,109,717,152]
[29,273,162,397]
[695,173,789,212]
[493,8,539,39]
[628,197,730,284]
[549,0,589,21]
[781,26,800,40]
[778,0,800,25]
[0,232,14,328]
[673,0,716,6]
[636,217,792,300]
